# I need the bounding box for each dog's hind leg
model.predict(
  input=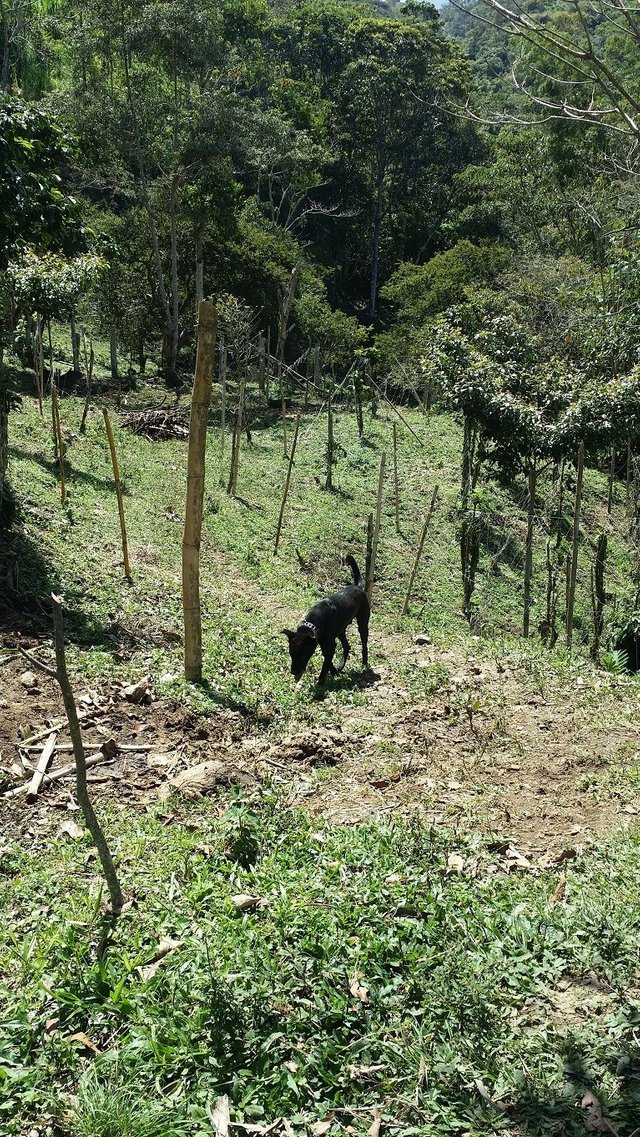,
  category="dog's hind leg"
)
[337,632,350,672]
[356,604,370,669]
